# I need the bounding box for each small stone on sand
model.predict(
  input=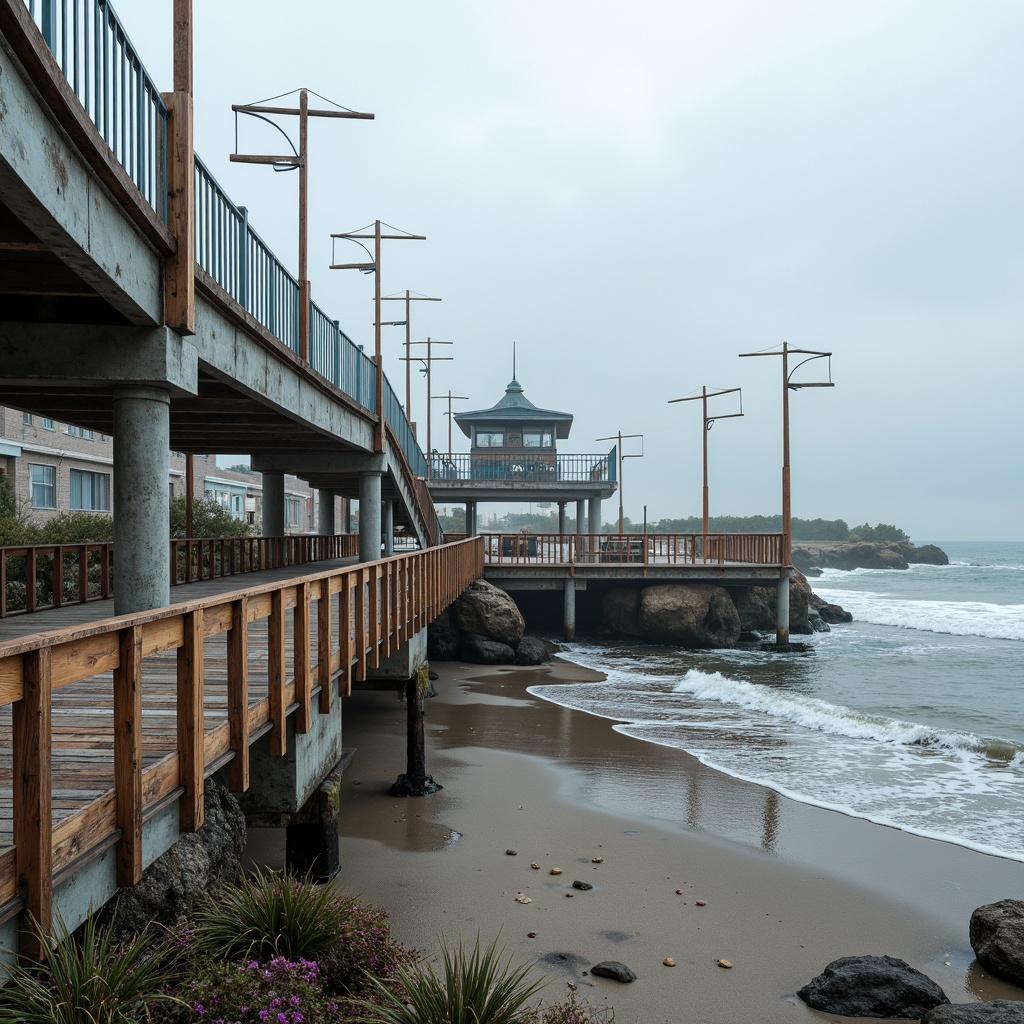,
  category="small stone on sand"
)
[531,862,541,869]
[592,856,604,863]
[663,957,676,967]
[675,889,683,895]
[565,892,574,898]
[515,893,532,904]
[550,867,563,875]
[528,931,537,938]
[717,959,733,969]
[695,900,707,906]
[506,849,517,856]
